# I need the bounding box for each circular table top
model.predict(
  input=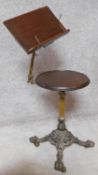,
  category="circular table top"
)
[35,70,90,92]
